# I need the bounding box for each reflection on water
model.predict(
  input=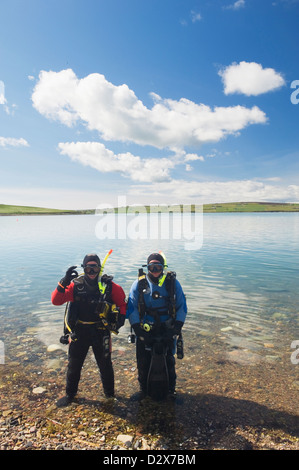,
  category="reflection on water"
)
[1,213,299,368]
